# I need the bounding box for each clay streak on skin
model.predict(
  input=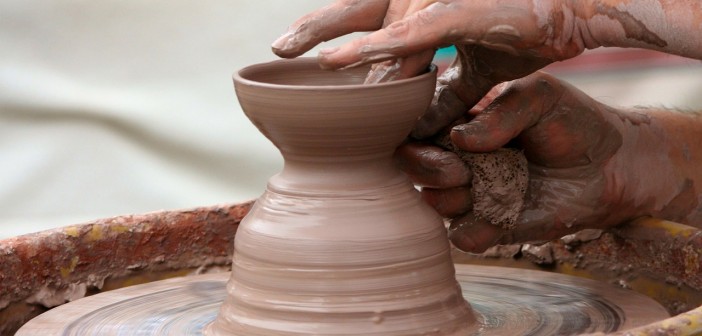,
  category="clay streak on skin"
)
[592,2,667,48]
